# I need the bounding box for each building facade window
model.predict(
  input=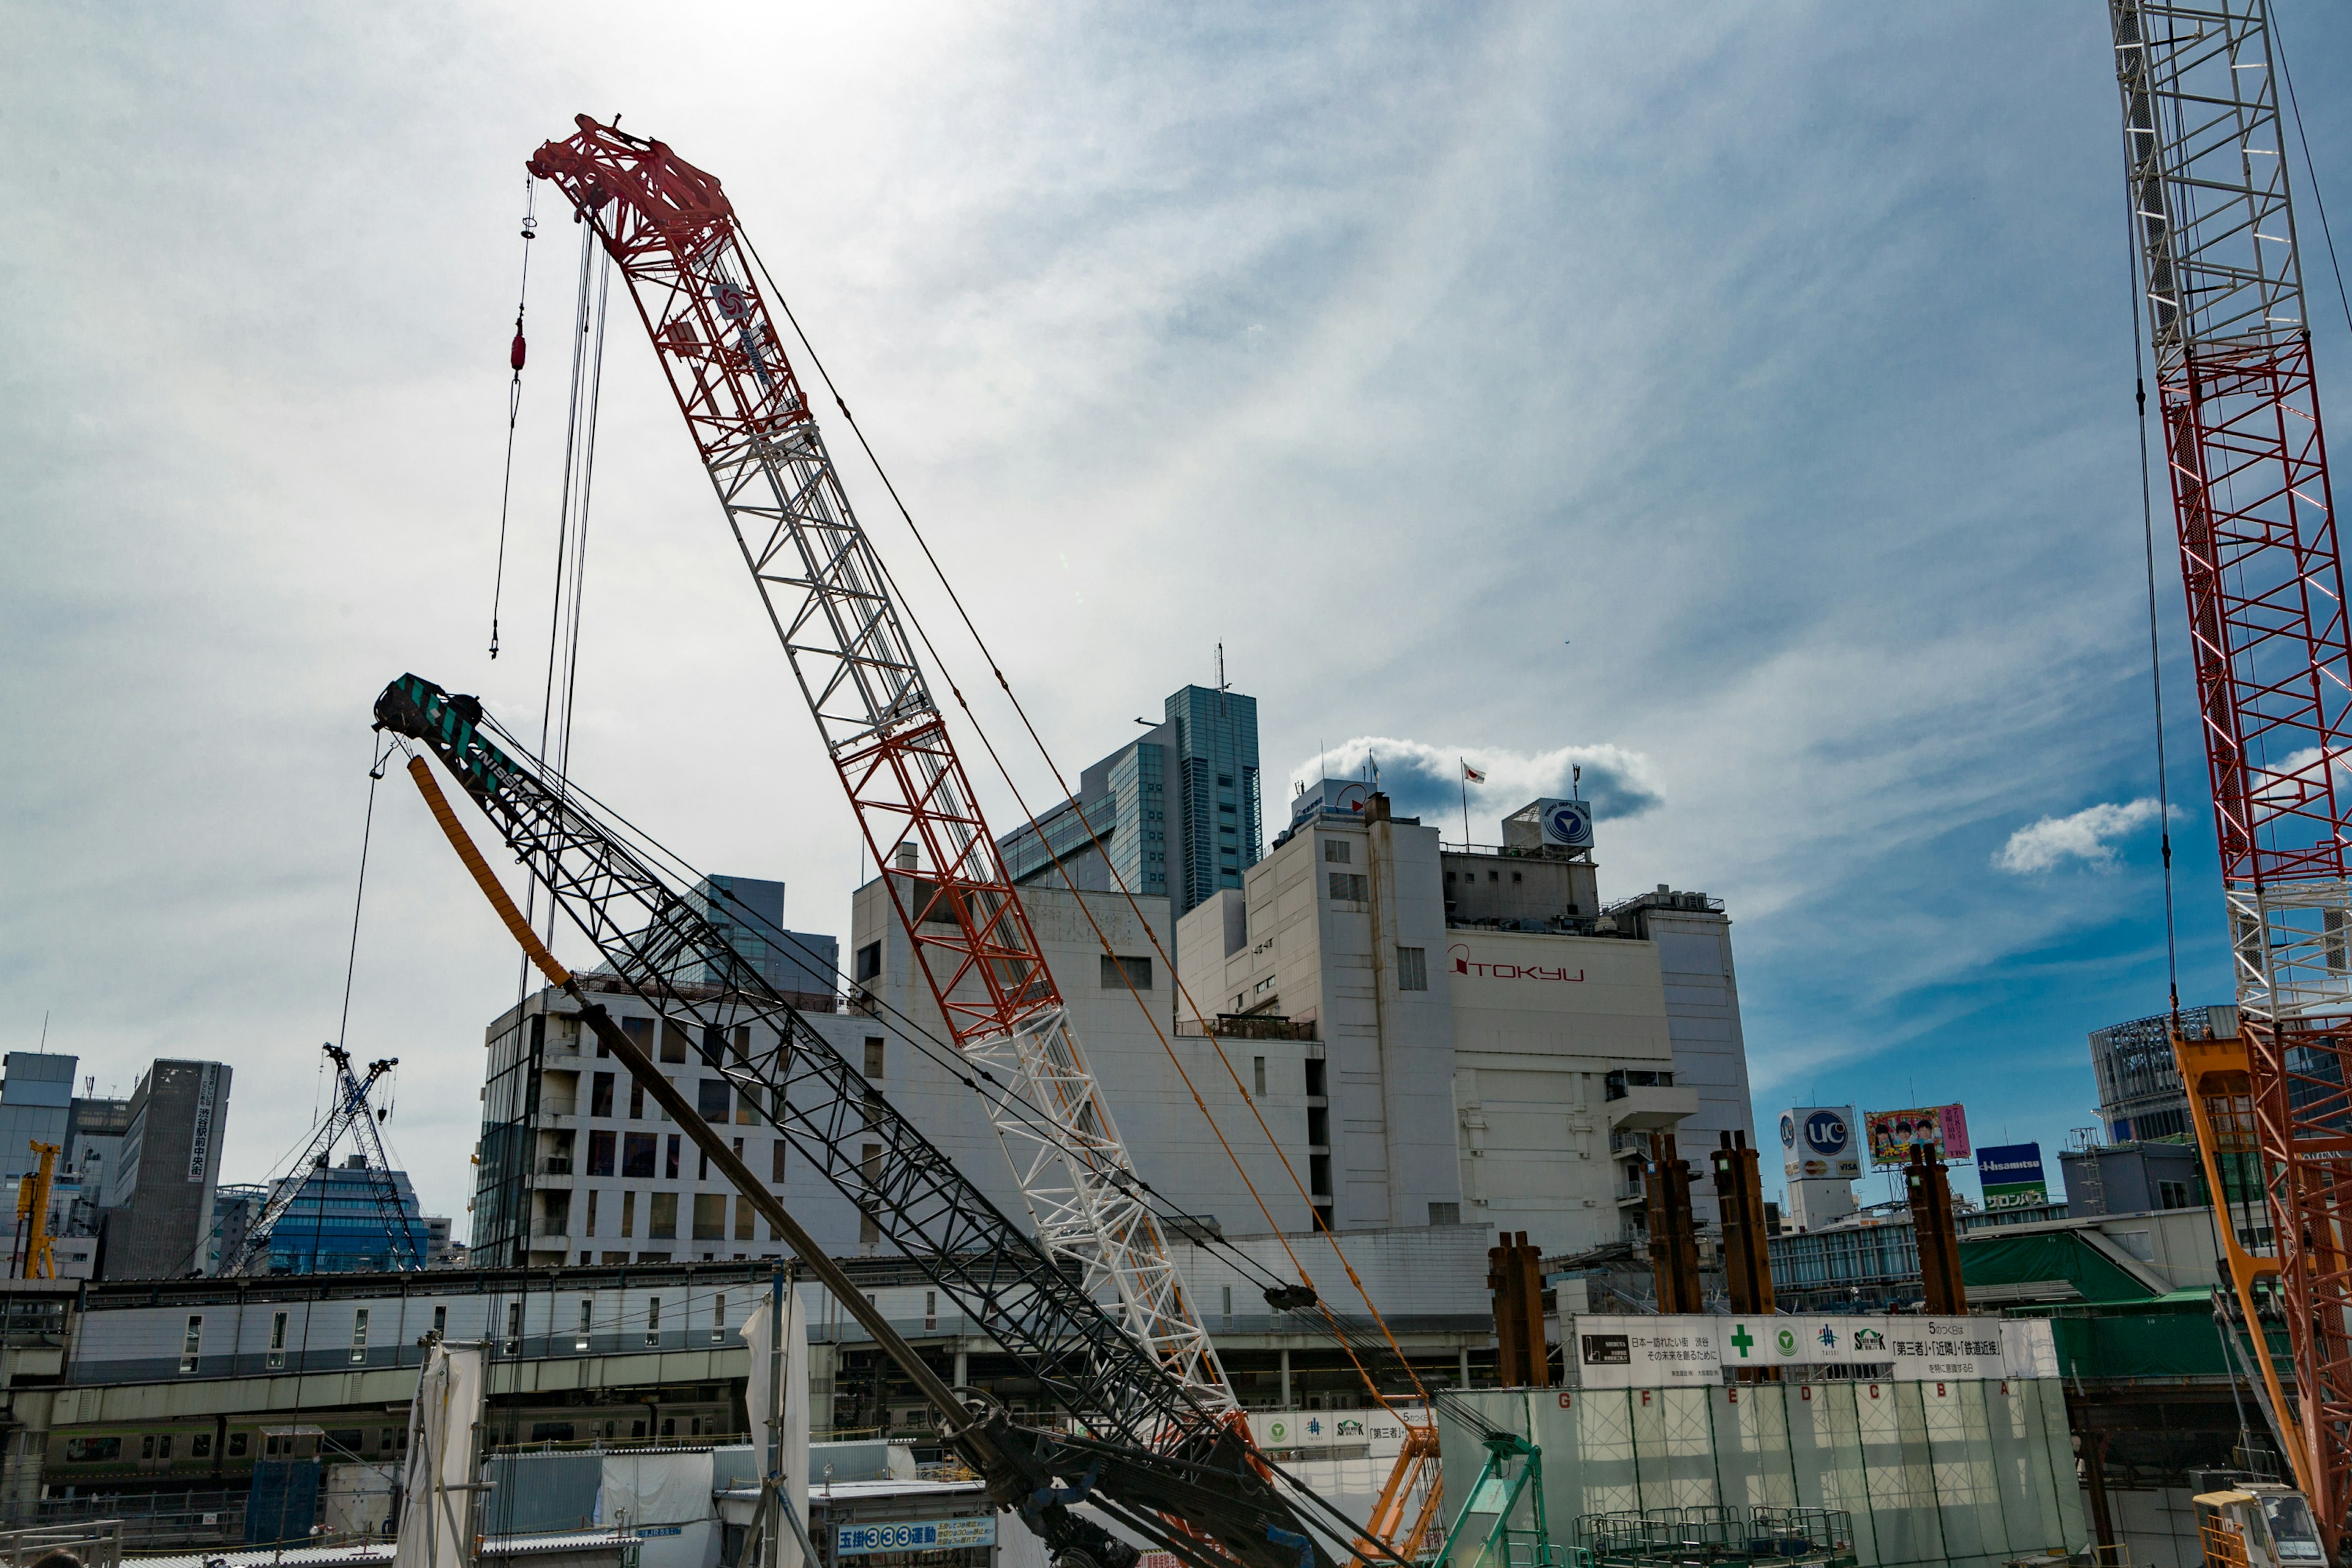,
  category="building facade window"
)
[693,1194,726,1240]
[660,1022,690,1063]
[1324,839,1350,864]
[1100,954,1153,990]
[267,1310,288,1371]
[864,1038,886,1077]
[179,1314,202,1374]
[1253,1057,1267,1097]
[645,1297,661,1347]
[590,1072,614,1118]
[1396,946,1428,992]
[649,1193,678,1238]
[1329,872,1368,902]
[589,1130,617,1176]
[665,1134,681,1179]
[350,1308,370,1364]
[772,1140,789,1184]
[622,1133,657,1178]
[620,1191,635,1238]
[855,943,882,982]
[698,1080,730,1121]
